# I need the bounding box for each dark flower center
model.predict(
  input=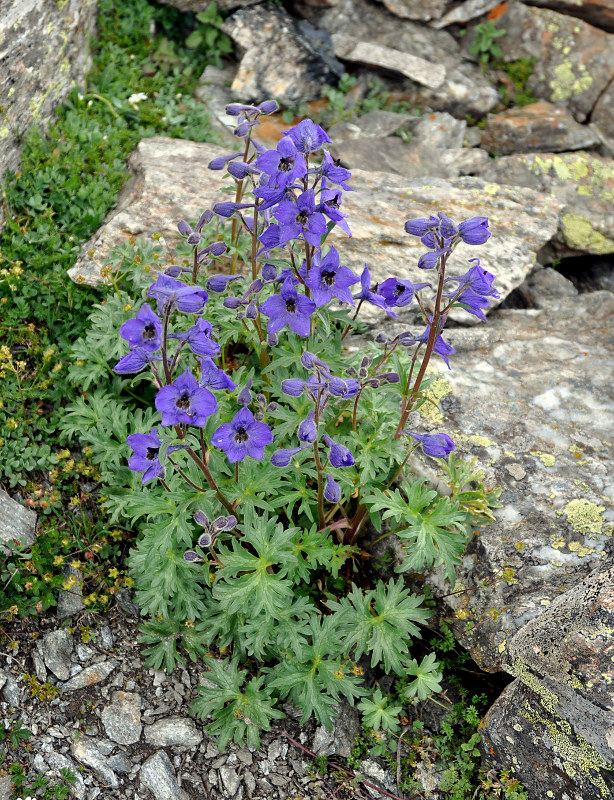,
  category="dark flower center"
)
[143,323,156,340]
[296,211,309,226]
[279,156,294,172]
[285,298,297,313]
[327,194,341,209]
[394,283,405,297]
[234,426,249,443]
[321,270,336,286]
[146,446,159,461]
[176,392,191,410]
